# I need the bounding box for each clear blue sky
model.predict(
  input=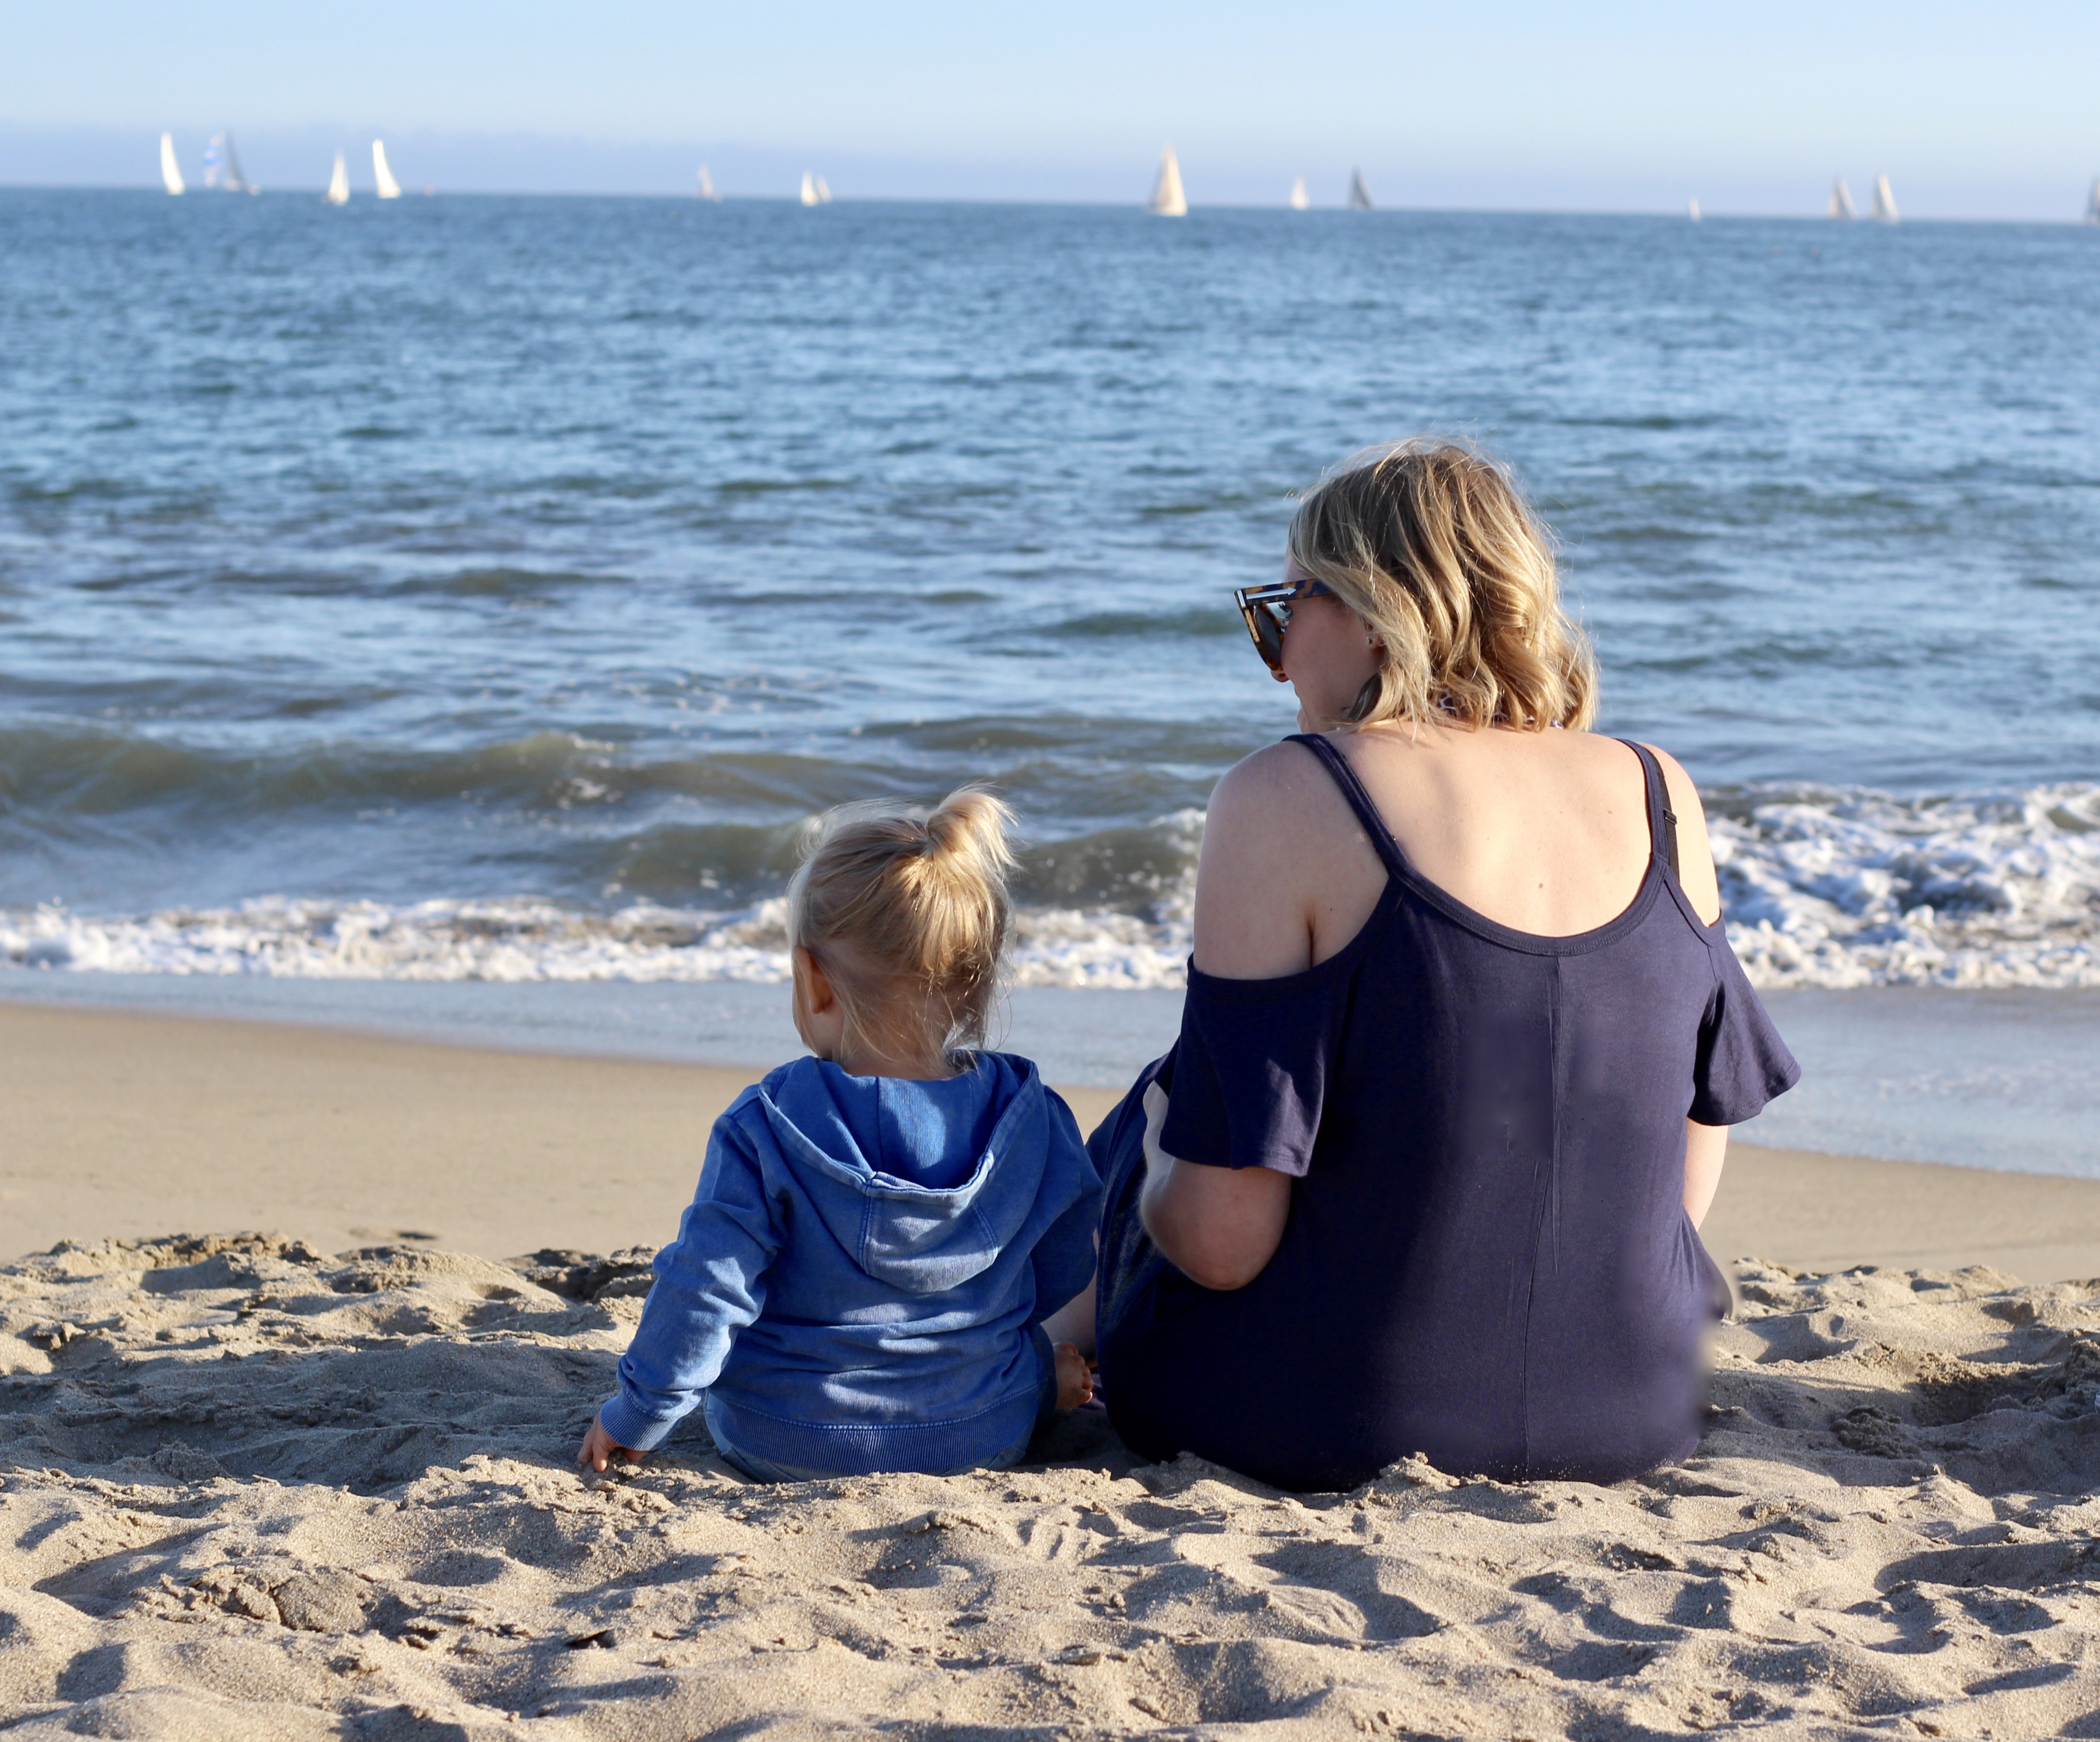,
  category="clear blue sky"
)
[4,1,2096,215]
